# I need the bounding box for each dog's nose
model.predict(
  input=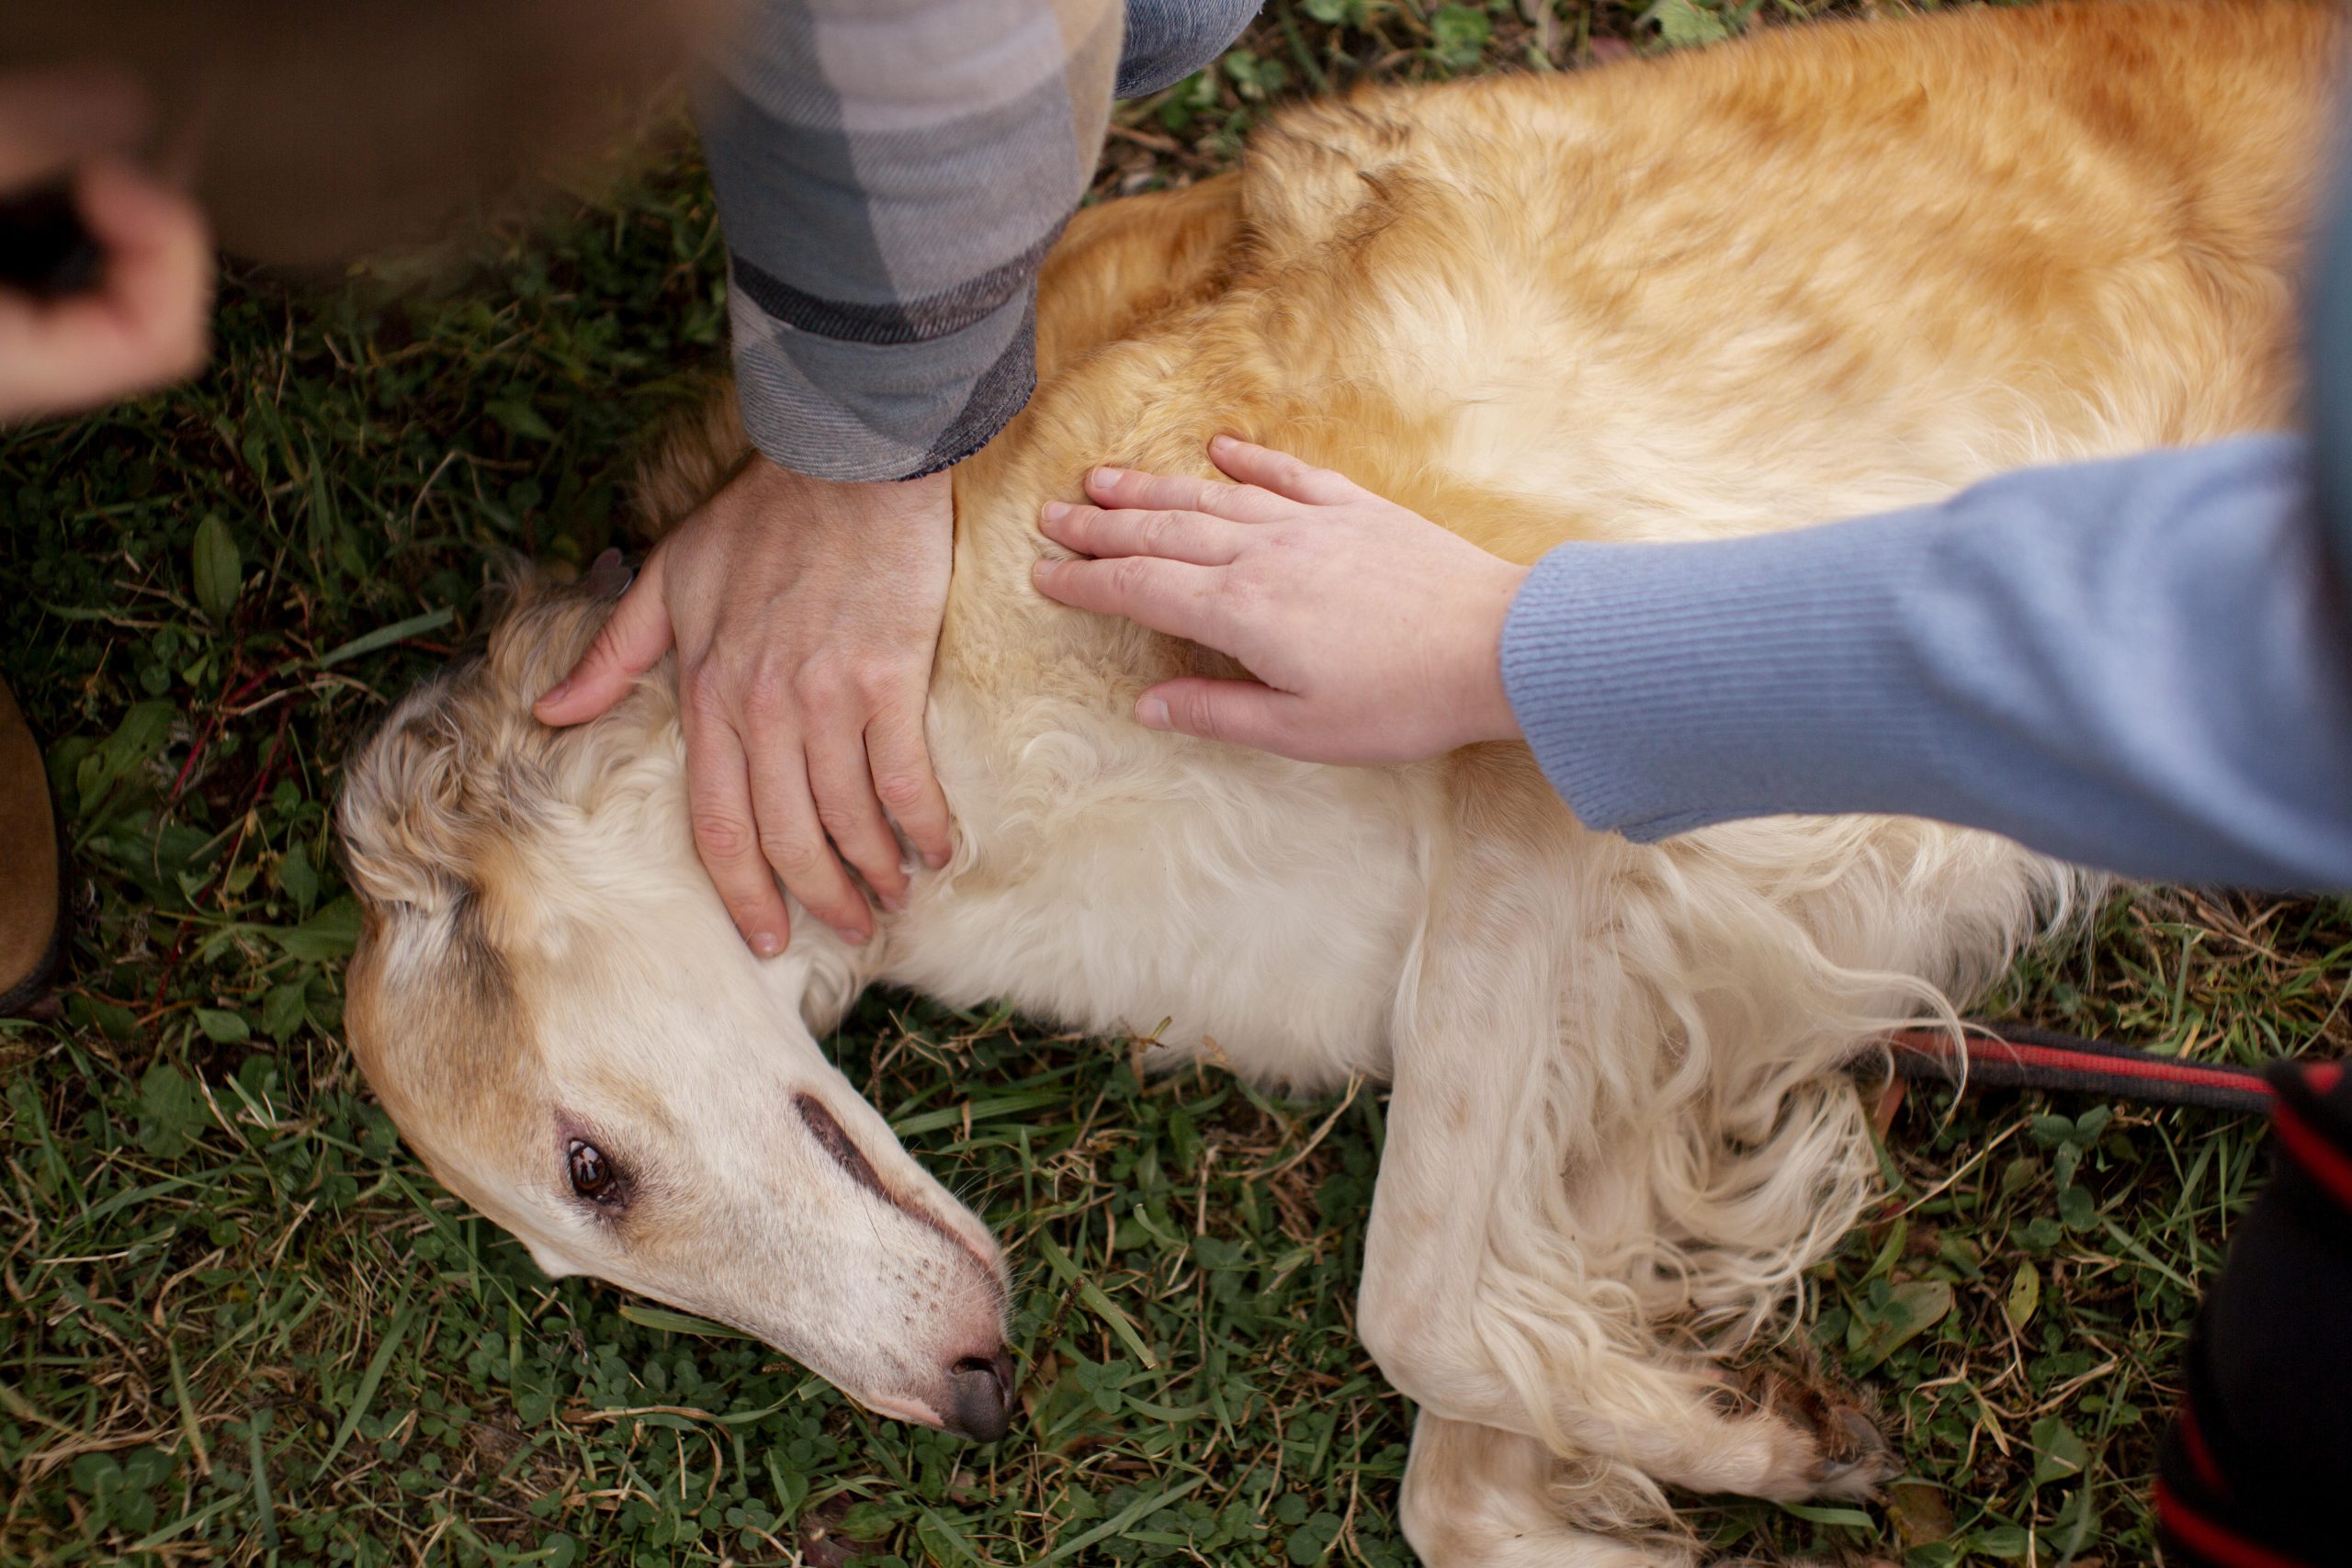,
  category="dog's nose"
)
[943,1349,1013,1443]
